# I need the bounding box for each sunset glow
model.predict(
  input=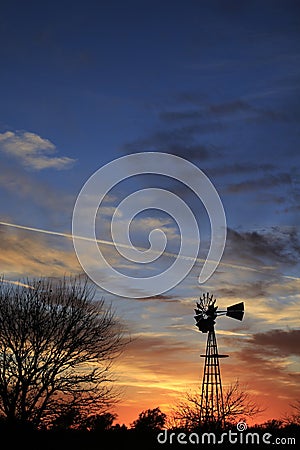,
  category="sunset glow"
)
[0,0,299,431]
